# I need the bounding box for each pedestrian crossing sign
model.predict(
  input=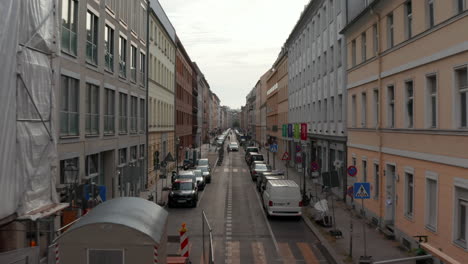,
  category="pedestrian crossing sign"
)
[353,182,371,199]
